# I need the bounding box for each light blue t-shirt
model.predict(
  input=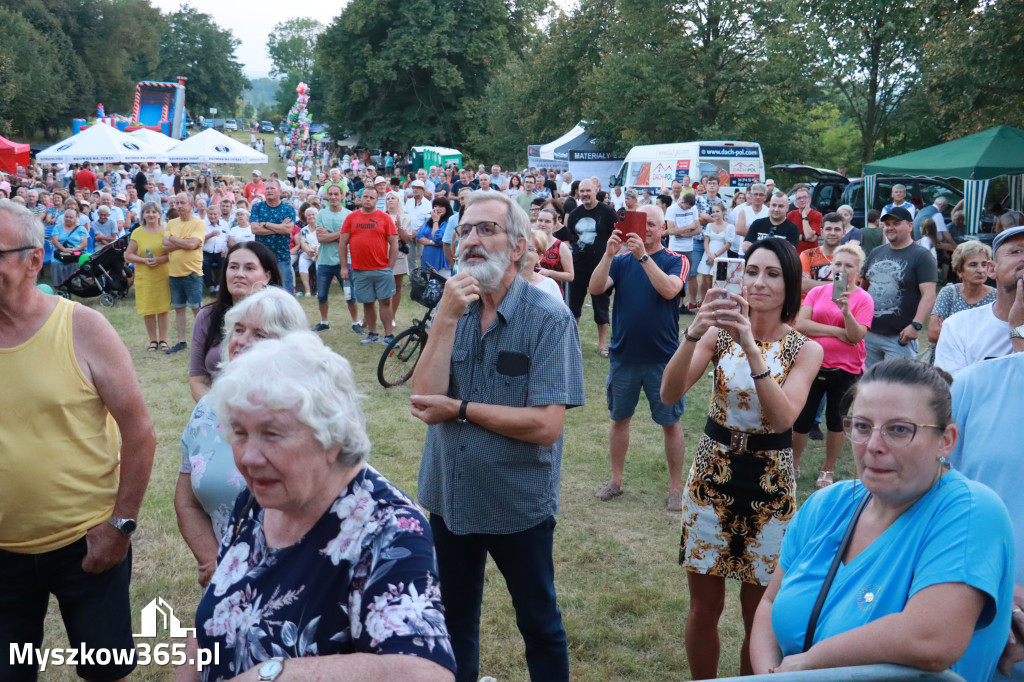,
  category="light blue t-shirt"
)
[773,473,1014,682]
[952,353,1024,680]
[315,206,351,267]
